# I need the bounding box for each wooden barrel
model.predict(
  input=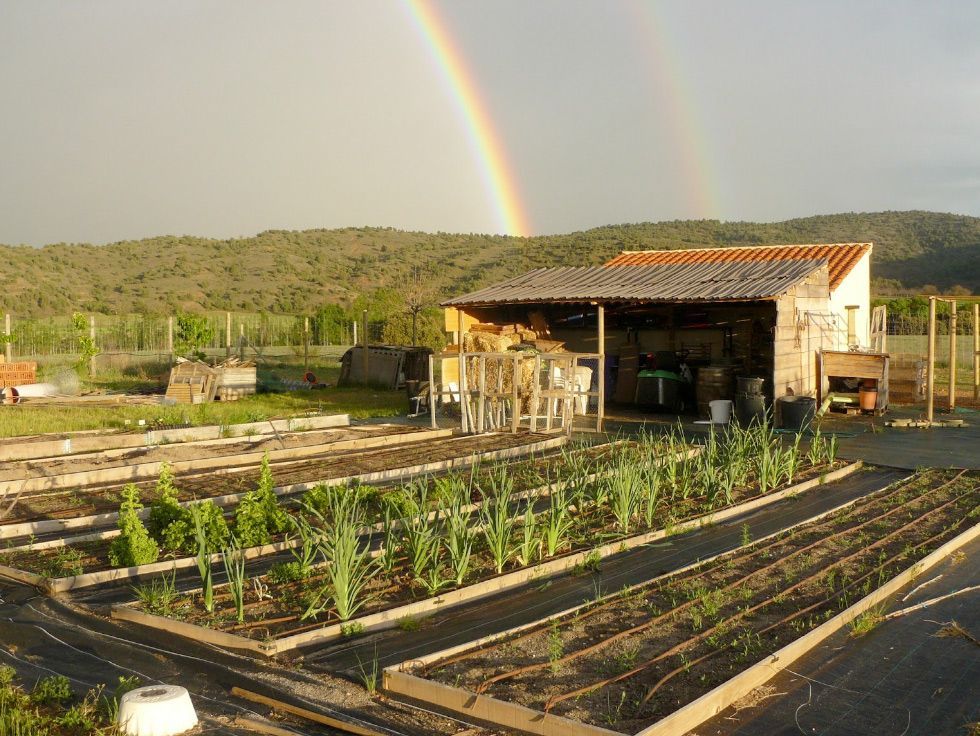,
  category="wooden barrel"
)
[696,365,735,418]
